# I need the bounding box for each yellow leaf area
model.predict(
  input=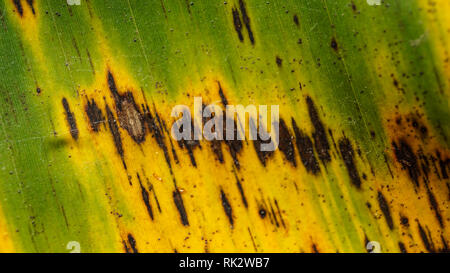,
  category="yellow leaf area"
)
[47,50,449,252]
